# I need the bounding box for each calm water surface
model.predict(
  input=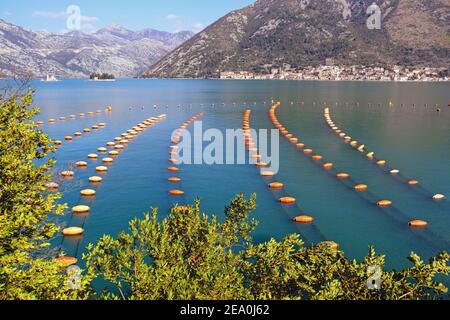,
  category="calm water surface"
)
[5,79,449,273]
